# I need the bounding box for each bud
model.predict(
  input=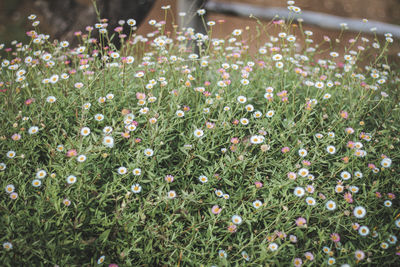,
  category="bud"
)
[261,144,270,152]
